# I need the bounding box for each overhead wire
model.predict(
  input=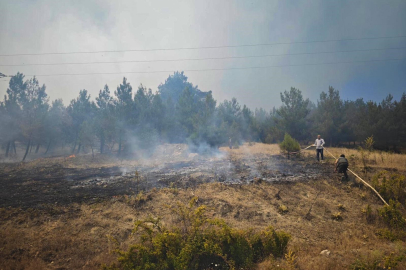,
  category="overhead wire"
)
[1,46,405,67]
[1,35,406,57]
[15,57,405,77]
